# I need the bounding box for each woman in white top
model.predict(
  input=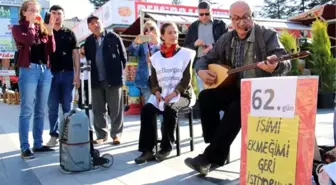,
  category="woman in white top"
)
[135,22,196,164]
